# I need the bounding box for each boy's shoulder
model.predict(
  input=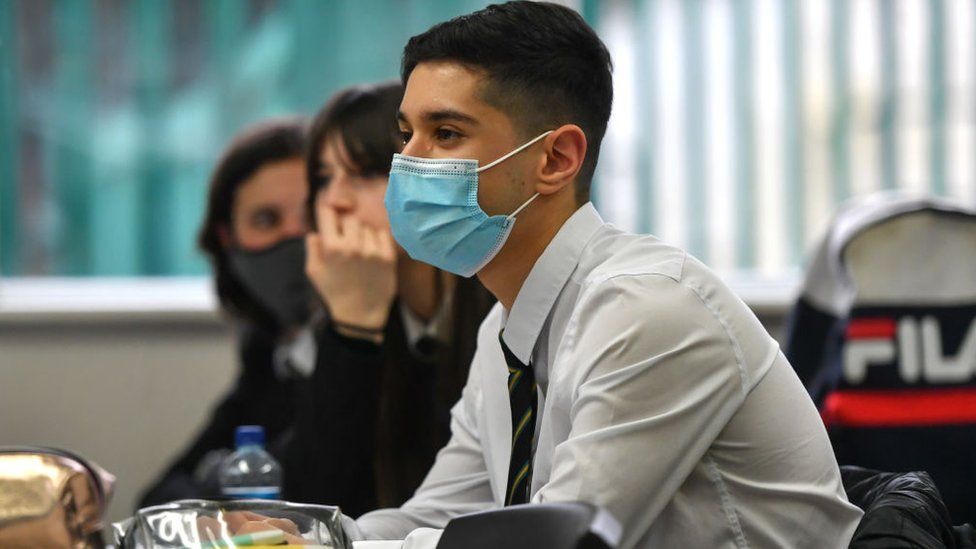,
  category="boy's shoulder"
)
[576,225,689,289]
